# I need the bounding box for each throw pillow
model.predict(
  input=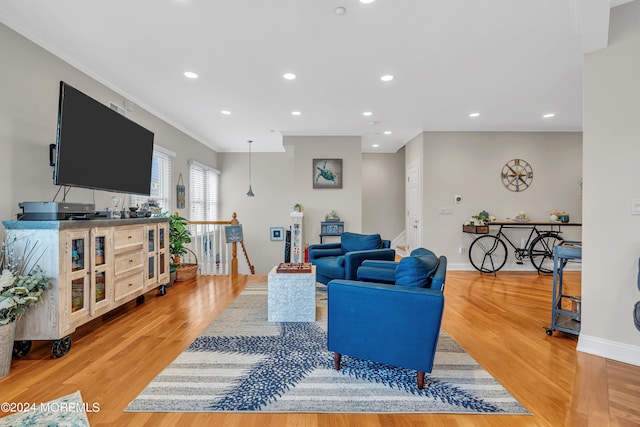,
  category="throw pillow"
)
[340,232,383,253]
[395,254,439,288]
